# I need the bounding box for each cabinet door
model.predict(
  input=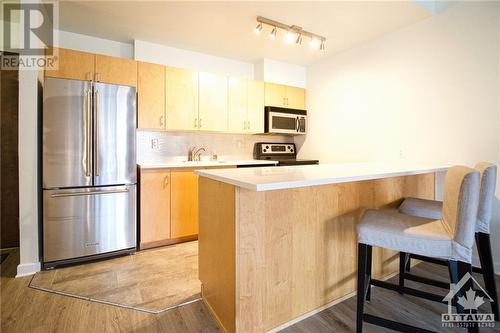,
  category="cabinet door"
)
[227,77,247,133]
[247,80,265,133]
[137,62,165,130]
[170,169,199,238]
[95,54,137,87]
[45,48,94,81]
[264,82,286,107]
[140,169,171,247]
[285,86,306,109]
[199,72,228,132]
[165,67,199,131]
